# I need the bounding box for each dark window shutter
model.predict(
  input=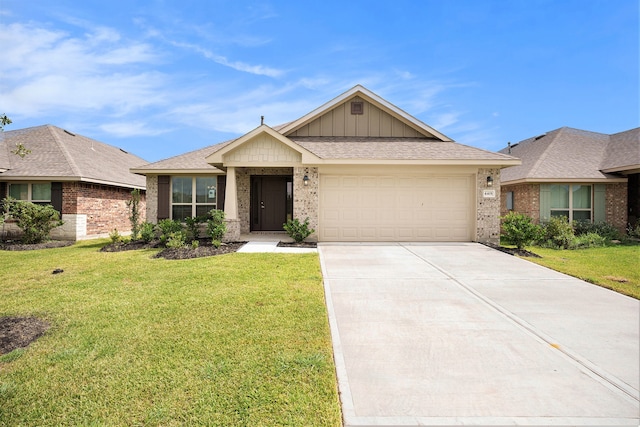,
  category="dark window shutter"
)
[51,182,63,213]
[157,175,170,220]
[217,175,226,211]
[0,182,6,211]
